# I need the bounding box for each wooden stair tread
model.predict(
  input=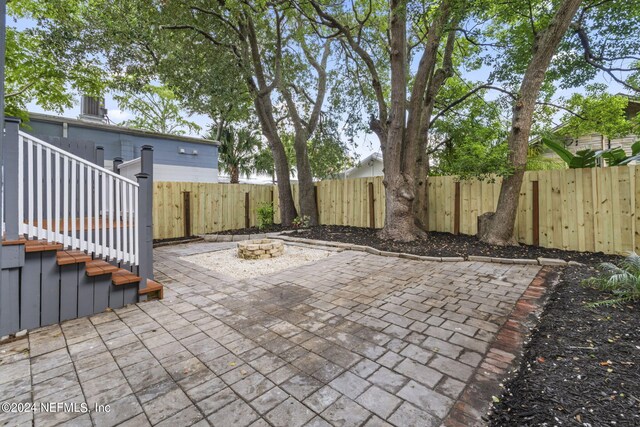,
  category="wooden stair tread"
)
[85,260,120,277]
[57,250,92,265]
[25,240,64,252]
[2,236,26,246]
[112,269,141,285]
[139,279,164,300]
